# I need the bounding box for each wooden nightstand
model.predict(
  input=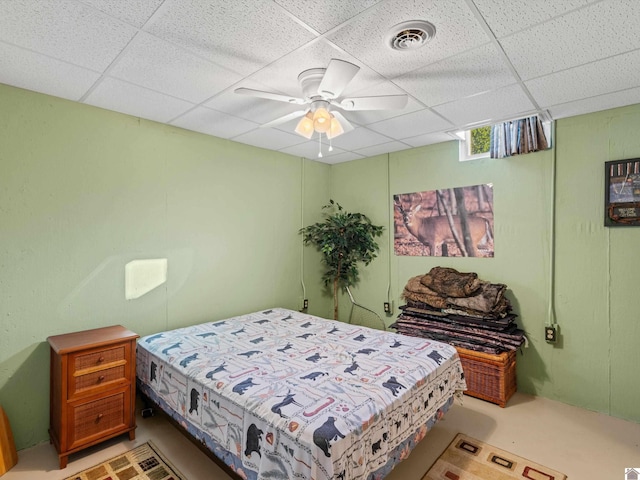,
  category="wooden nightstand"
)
[48,325,139,469]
